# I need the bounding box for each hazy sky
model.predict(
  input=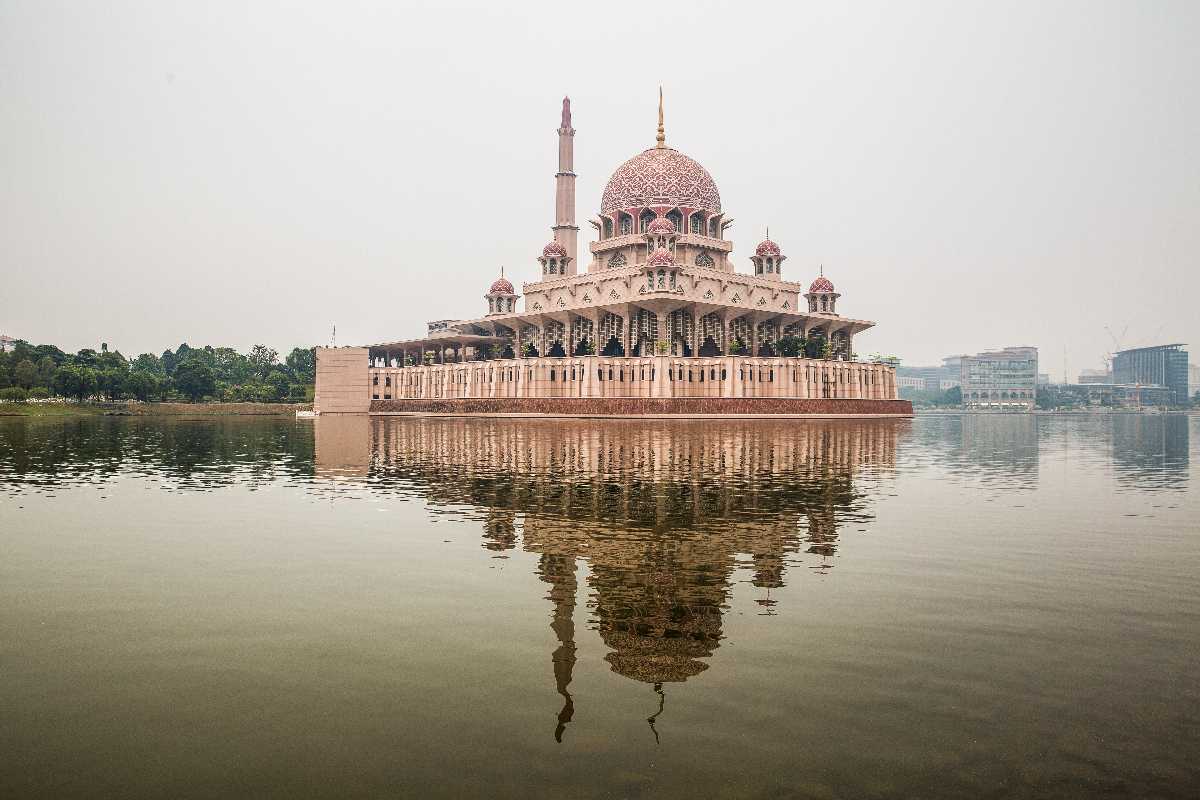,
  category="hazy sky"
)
[2,1,1197,378]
